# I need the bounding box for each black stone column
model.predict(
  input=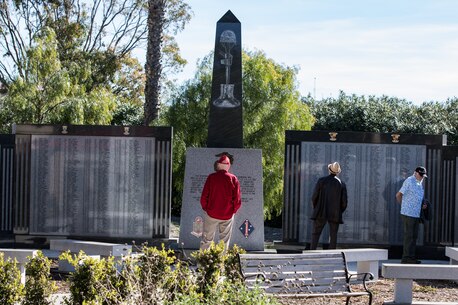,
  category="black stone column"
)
[207,10,243,148]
